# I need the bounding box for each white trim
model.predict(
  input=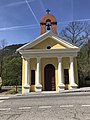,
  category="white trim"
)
[20,49,79,54]
[69,56,78,89]
[52,36,78,48]
[19,49,78,59]
[58,57,65,91]
[36,57,40,85]
[35,57,42,92]
[17,31,50,51]
[22,54,77,60]
[24,59,30,94]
